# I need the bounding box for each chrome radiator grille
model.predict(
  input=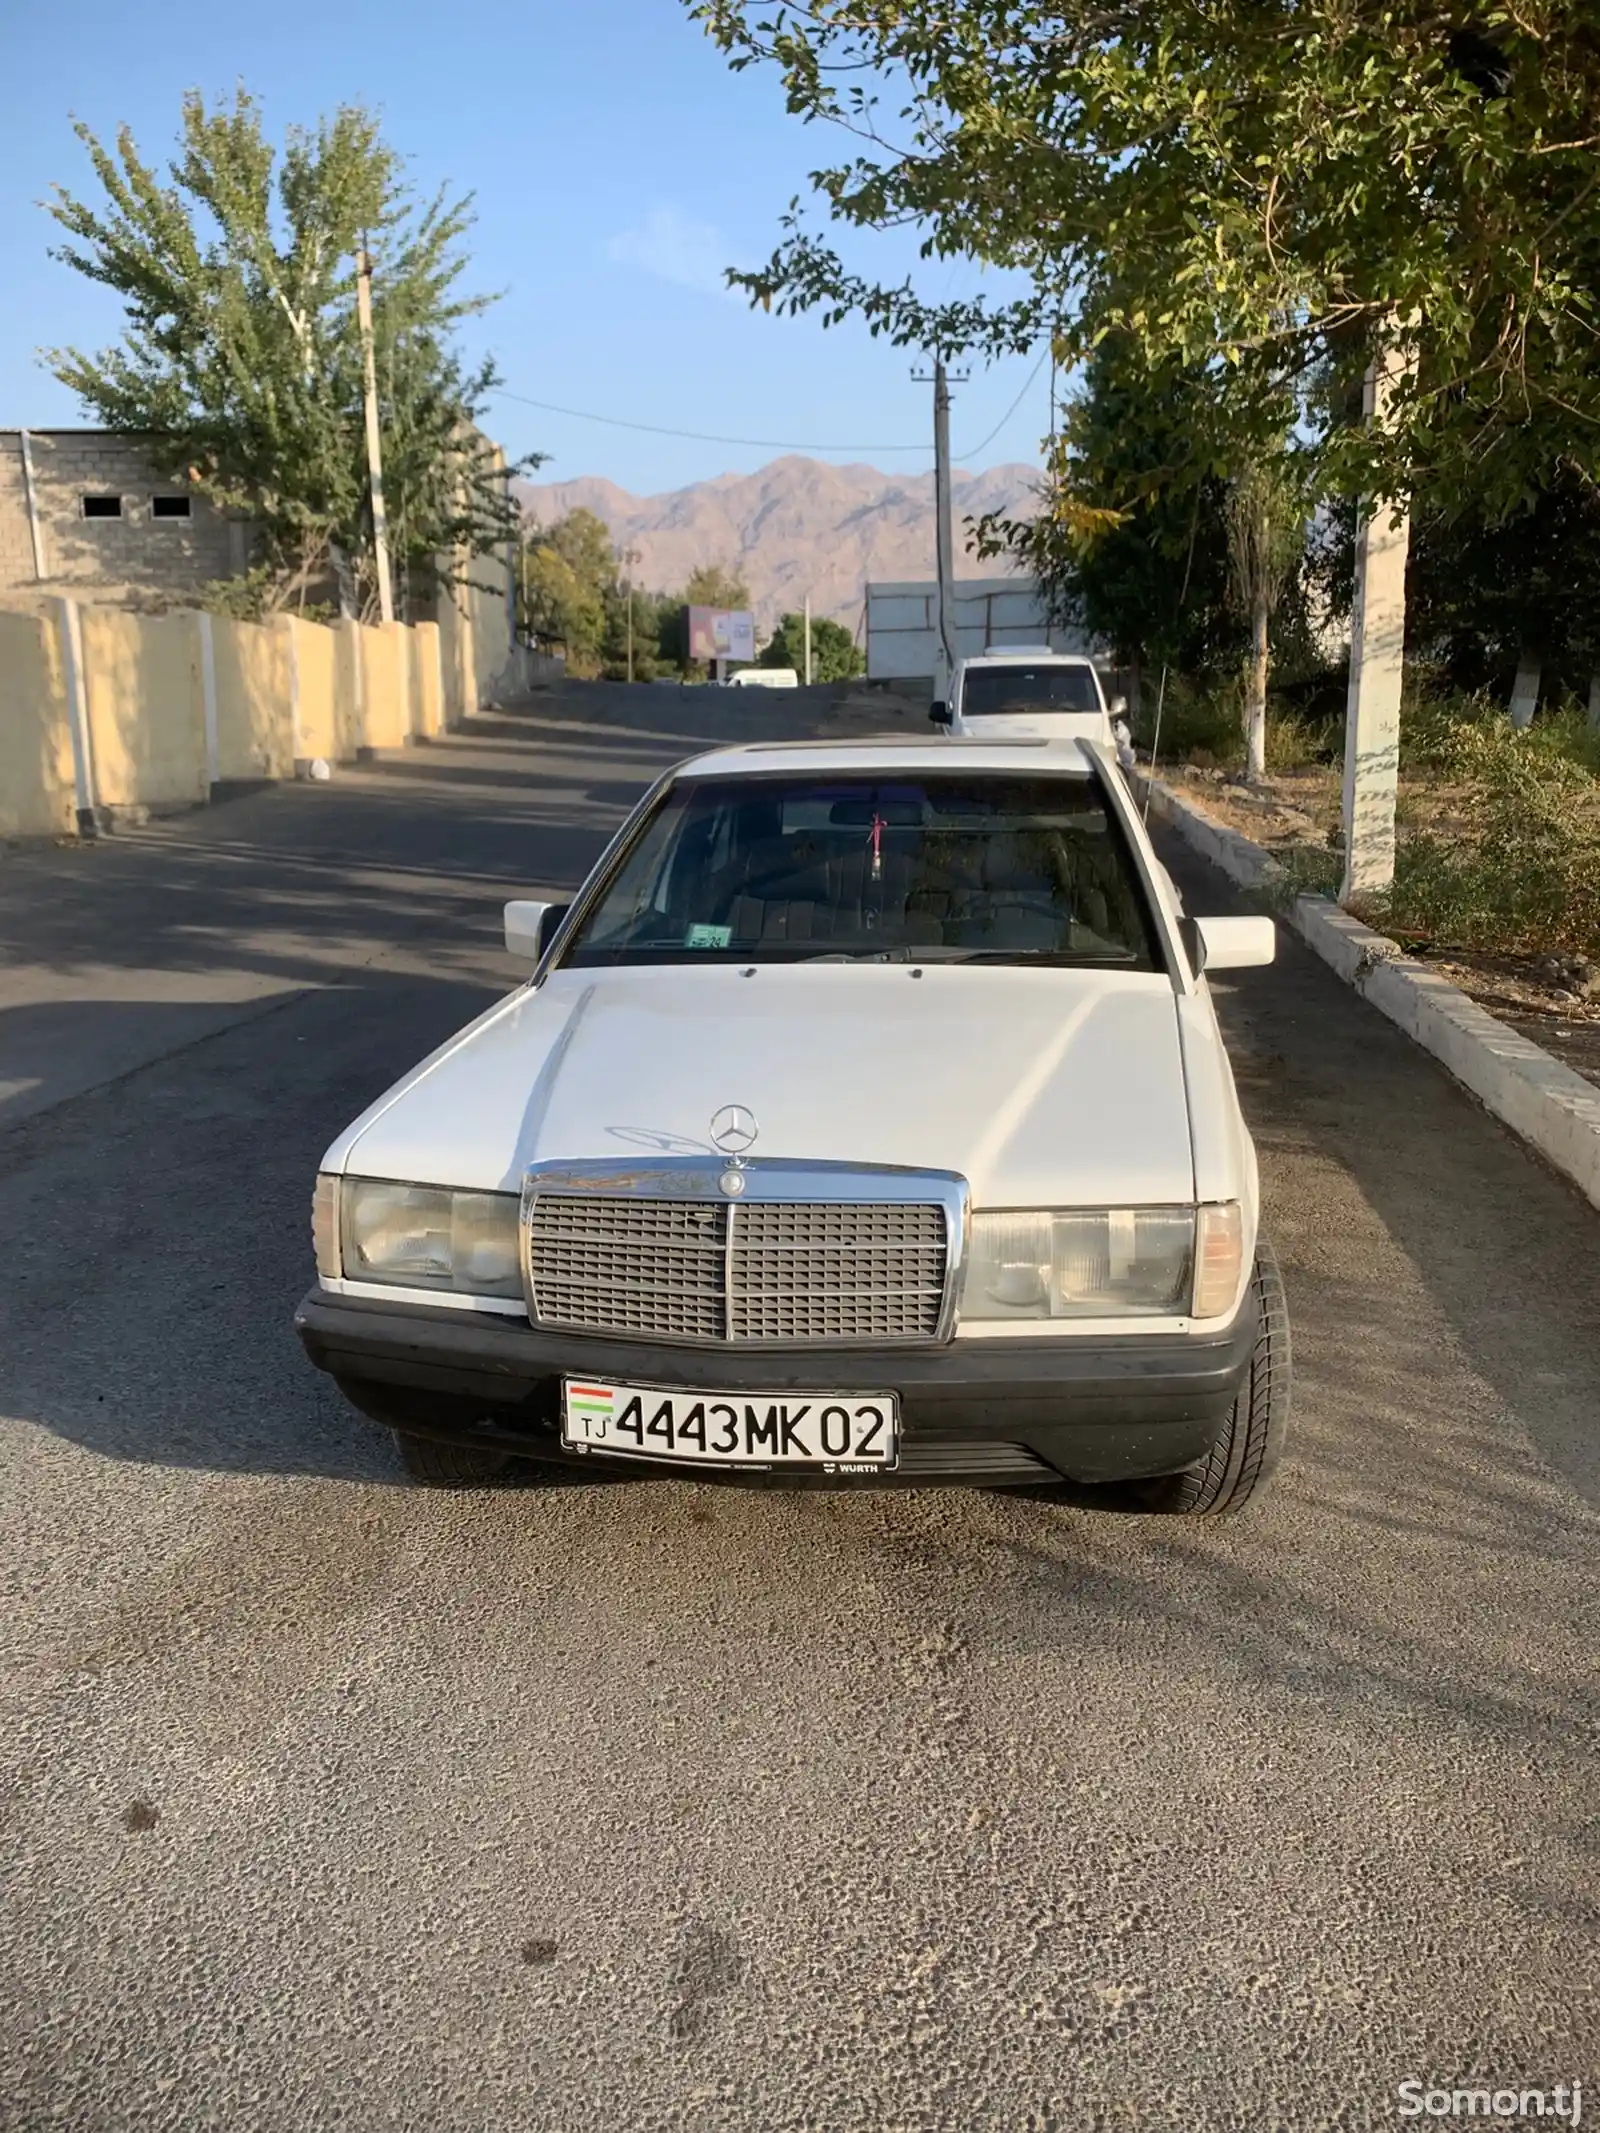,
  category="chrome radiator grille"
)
[526,1192,949,1344]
